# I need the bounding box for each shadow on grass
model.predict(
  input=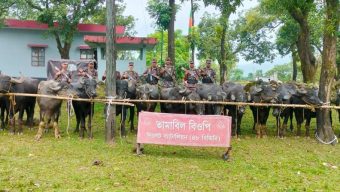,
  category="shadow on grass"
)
[136,144,226,161]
